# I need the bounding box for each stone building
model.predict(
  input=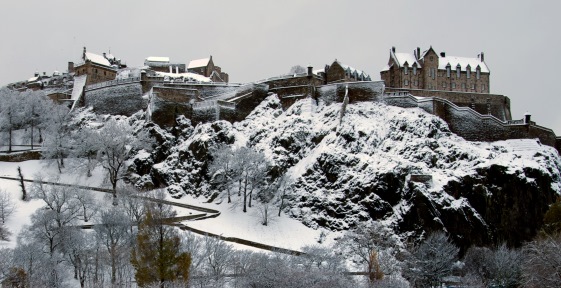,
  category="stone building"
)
[144,56,186,73]
[187,56,229,83]
[319,60,372,84]
[380,46,490,93]
[72,47,120,85]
